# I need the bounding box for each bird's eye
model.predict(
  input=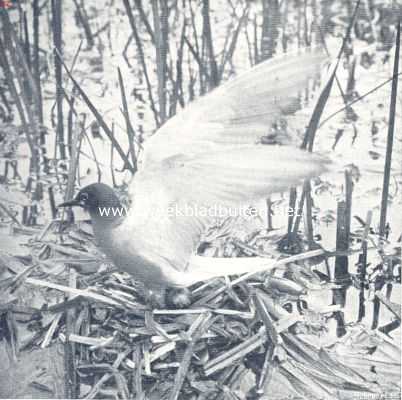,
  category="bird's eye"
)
[80,192,89,202]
